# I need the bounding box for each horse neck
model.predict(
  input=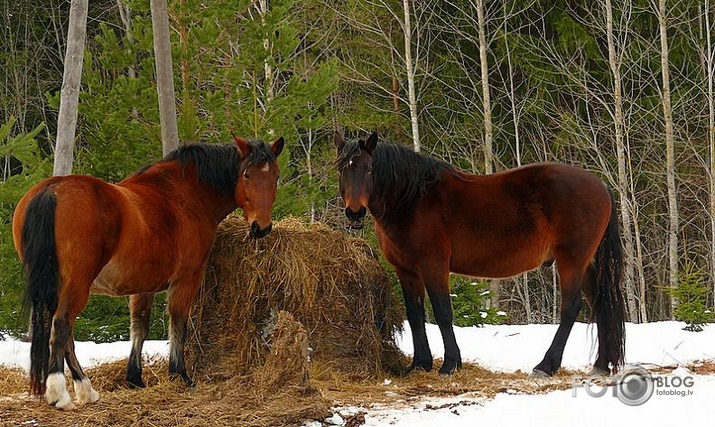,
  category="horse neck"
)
[367,184,423,227]
[124,162,238,224]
